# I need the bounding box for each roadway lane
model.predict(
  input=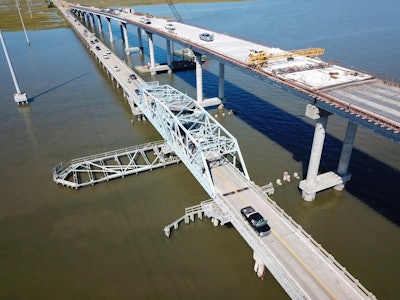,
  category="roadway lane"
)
[211,160,368,299]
